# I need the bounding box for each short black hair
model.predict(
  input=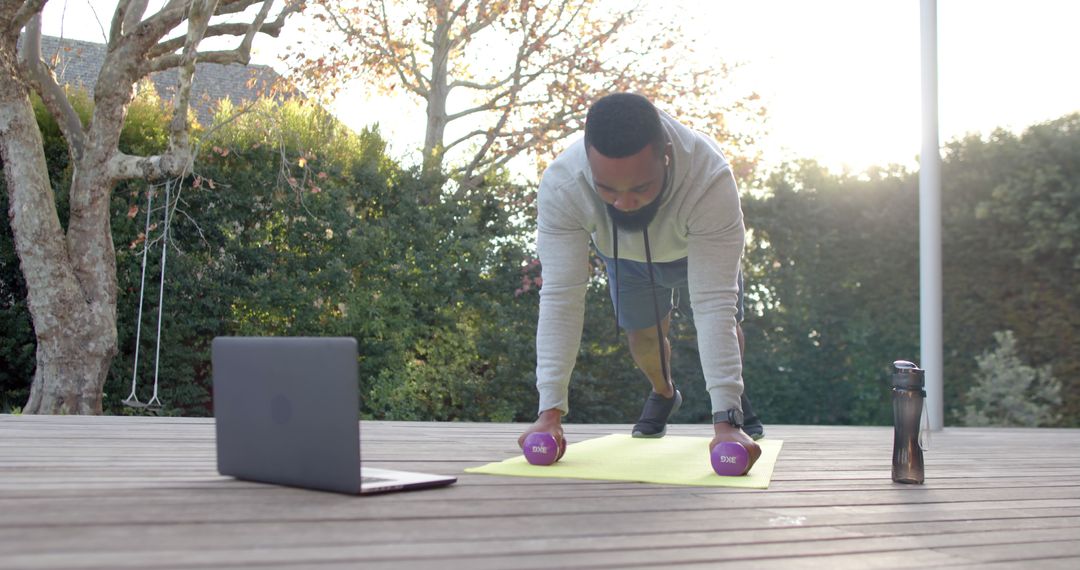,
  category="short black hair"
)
[584,93,666,158]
